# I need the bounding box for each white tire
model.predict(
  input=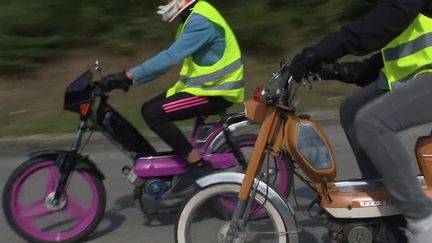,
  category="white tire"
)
[175,183,288,243]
